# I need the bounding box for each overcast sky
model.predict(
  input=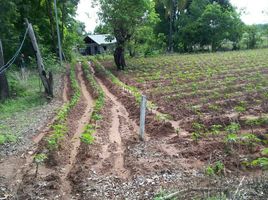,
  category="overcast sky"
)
[76,0,268,33]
